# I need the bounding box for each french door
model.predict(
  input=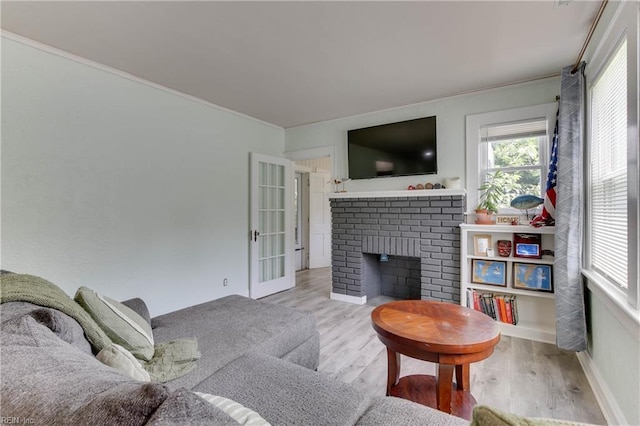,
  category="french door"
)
[249,153,294,299]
